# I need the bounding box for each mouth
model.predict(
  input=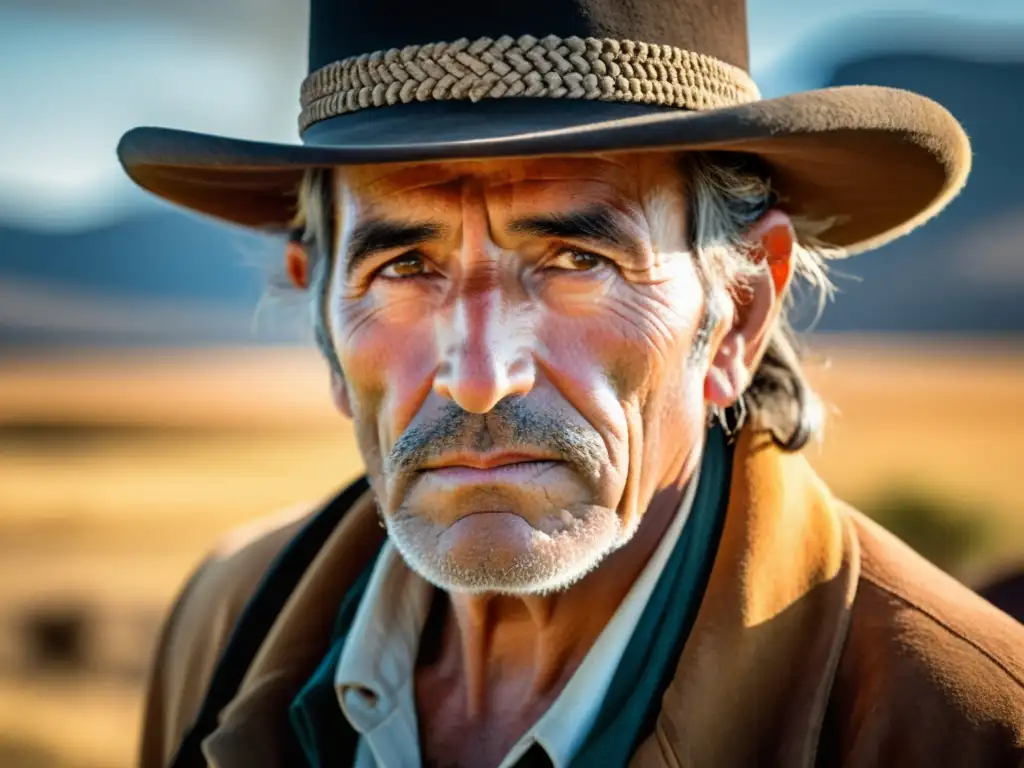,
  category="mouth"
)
[419,452,562,481]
